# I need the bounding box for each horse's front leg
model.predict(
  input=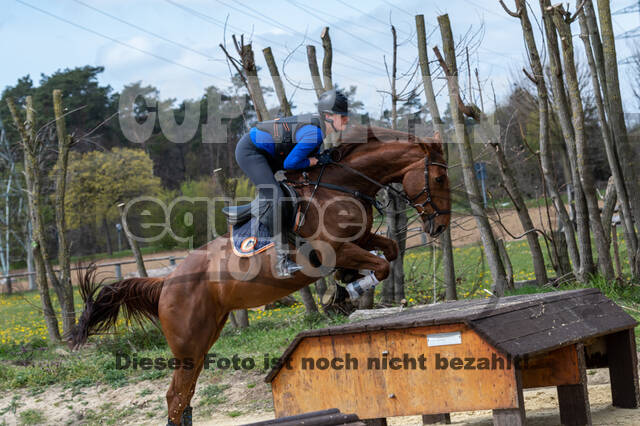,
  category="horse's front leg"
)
[335,242,391,282]
[360,233,399,262]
